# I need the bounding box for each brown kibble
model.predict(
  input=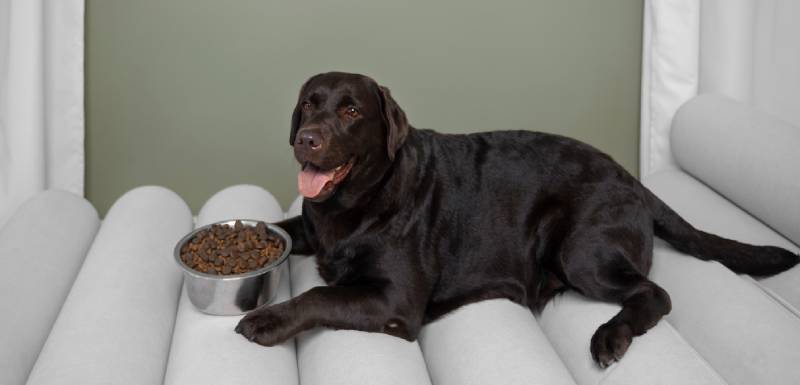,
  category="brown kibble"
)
[180,221,283,276]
